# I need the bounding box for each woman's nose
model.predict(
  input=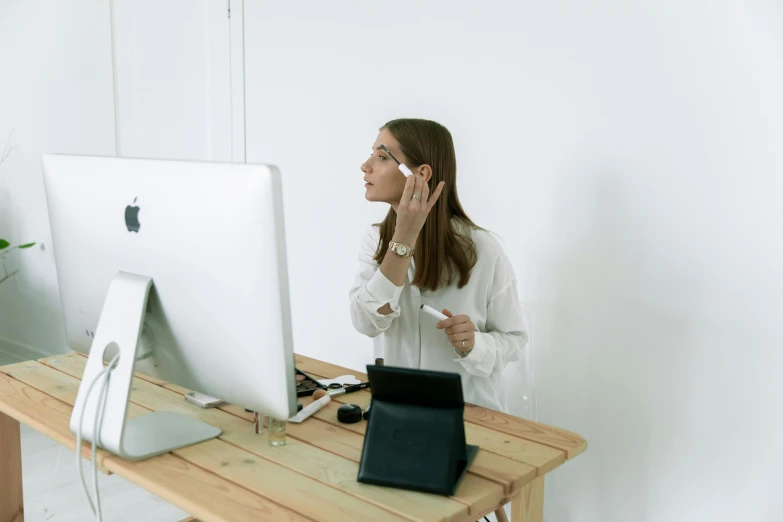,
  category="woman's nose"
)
[361,160,370,173]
